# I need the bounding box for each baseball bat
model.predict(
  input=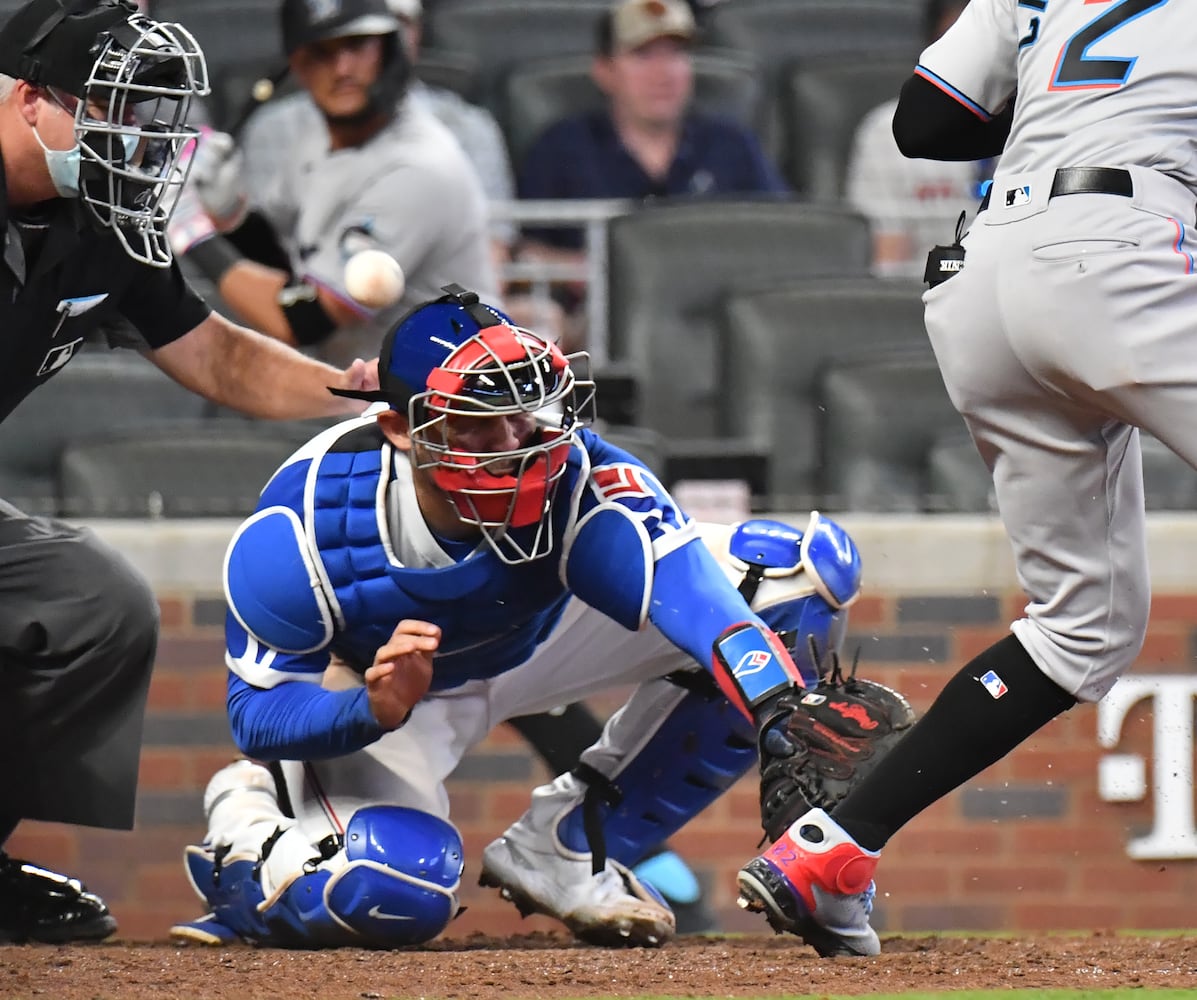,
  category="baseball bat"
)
[225,64,291,138]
